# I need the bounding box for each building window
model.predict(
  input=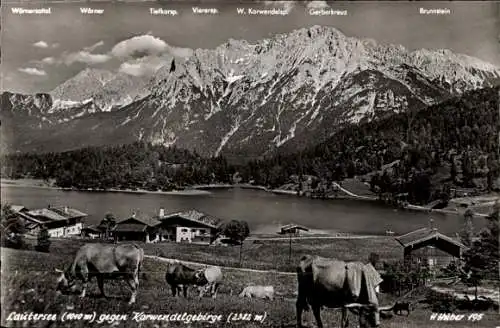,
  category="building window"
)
[191,229,196,232]
[200,229,206,234]
[181,229,188,233]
